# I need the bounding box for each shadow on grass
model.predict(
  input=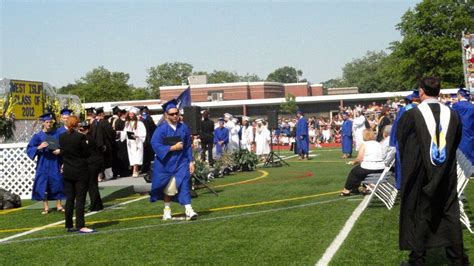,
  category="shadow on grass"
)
[91,221,120,229]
